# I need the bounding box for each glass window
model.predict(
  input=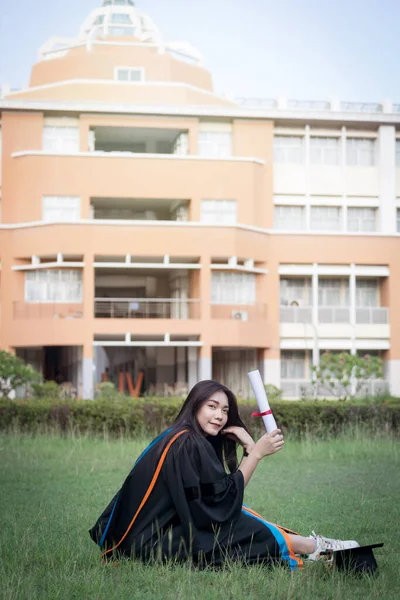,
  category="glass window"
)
[173,132,188,156]
[396,141,400,167]
[42,196,81,222]
[280,278,310,306]
[397,208,400,232]
[111,13,132,24]
[115,68,143,81]
[281,350,306,379]
[310,206,341,231]
[346,138,376,166]
[43,126,79,153]
[274,205,305,230]
[356,279,378,307]
[211,272,255,305]
[94,15,105,24]
[109,26,135,36]
[198,132,232,158]
[310,137,340,165]
[25,270,83,303]
[201,200,237,225]
[274,136,304,164]
[318,279,349,306]
[347,207,377,232]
